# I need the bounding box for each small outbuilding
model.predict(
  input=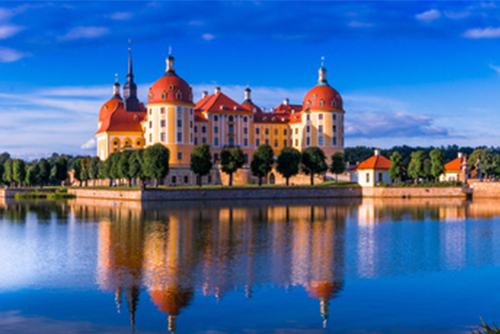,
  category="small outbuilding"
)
[440,152,469,182]
[352,149,392,187]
